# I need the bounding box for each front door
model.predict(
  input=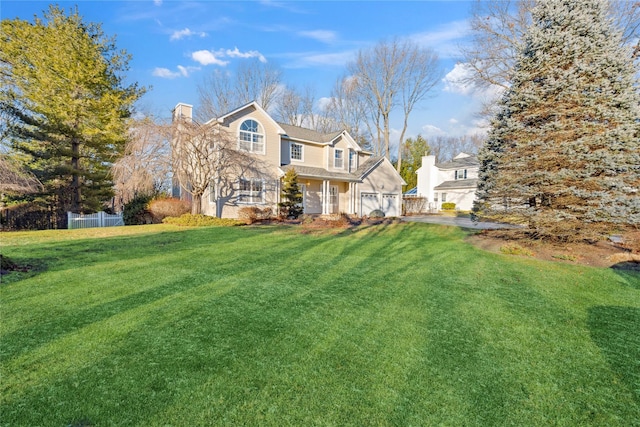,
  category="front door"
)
[329,185,338,214]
